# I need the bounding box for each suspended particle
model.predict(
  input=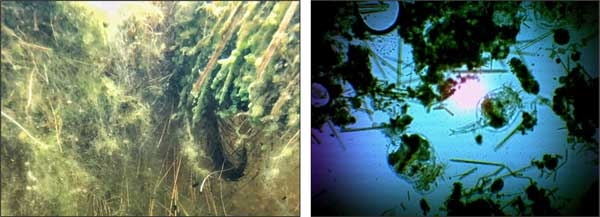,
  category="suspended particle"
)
[475,134,483,145]
[553,28,570,45]
[570,51,581,62]
[420,198,430,216]
[490,178,504,193]
[543,154,559,170]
